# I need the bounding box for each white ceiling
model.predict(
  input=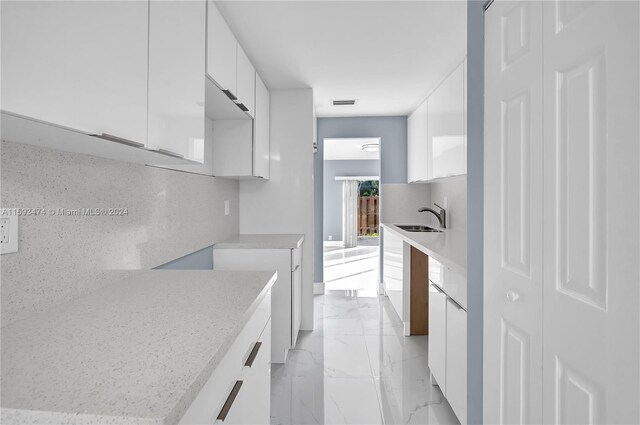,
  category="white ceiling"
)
[215,1,466,117]
[324,137,380,161]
